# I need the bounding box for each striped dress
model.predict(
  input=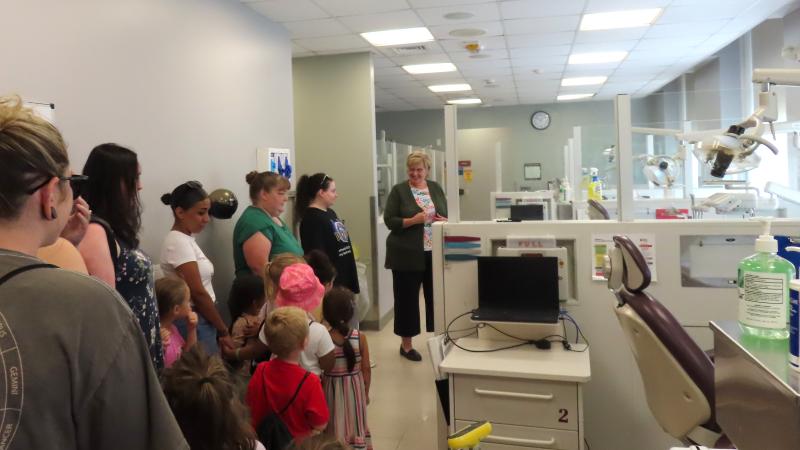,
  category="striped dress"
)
[323,329,372,450]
